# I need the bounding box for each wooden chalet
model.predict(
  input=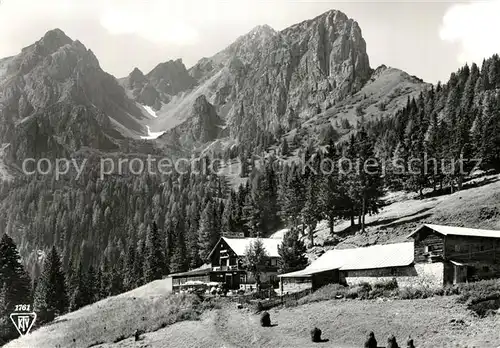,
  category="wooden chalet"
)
[165,236,282,292]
